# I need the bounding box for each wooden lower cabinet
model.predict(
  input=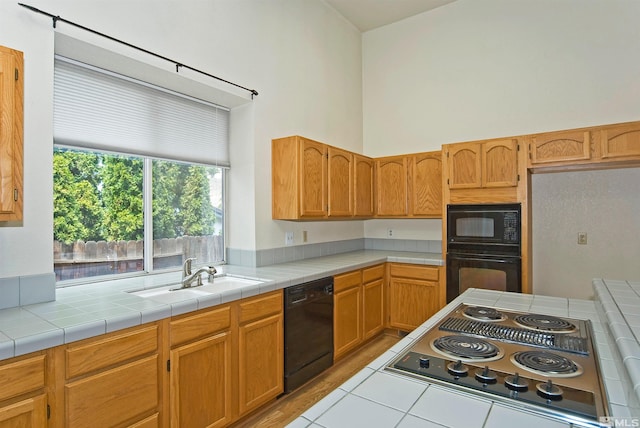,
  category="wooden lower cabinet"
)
[334,264,385,360]
[169,290,283,427]
[237,292,284,417]
[388,263,444,331]
[169,303,234,428]
[0,394,47,427]
[53,324,162,428]
[0,352,47,428]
